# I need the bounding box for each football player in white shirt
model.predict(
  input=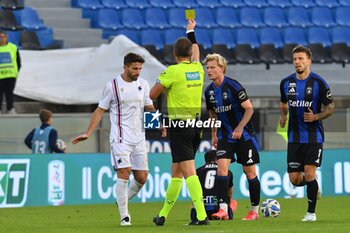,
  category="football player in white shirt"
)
[72,53,166,226]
